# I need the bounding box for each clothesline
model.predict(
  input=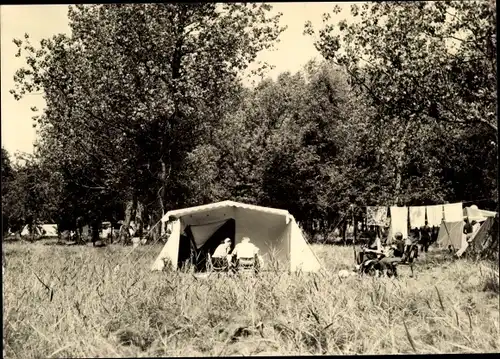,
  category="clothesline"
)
[329,197,497,210]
